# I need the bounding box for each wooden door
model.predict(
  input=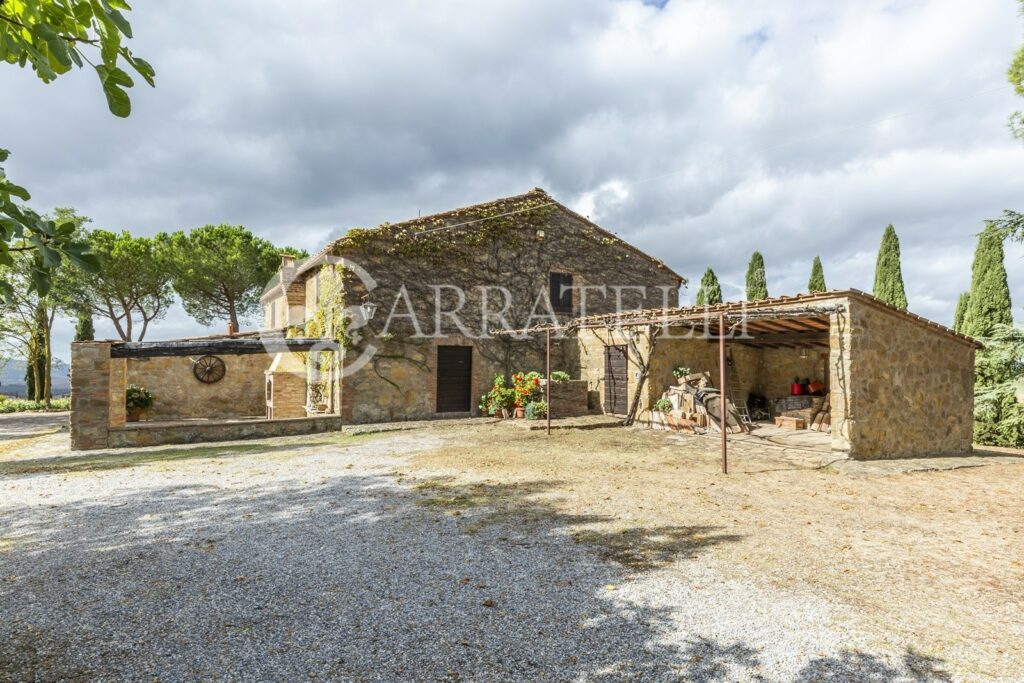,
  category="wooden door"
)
[603,345,629,415]
[436,346,472,413]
